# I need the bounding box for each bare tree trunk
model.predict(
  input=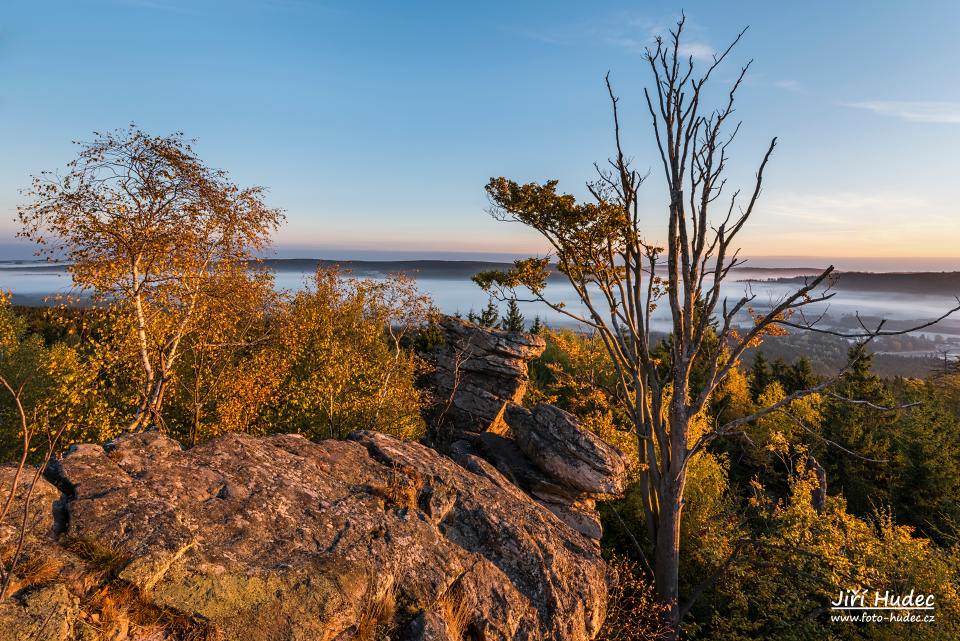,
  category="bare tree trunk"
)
[655,402,688,639]
[654,487,683,635]
[637,436,659,542]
